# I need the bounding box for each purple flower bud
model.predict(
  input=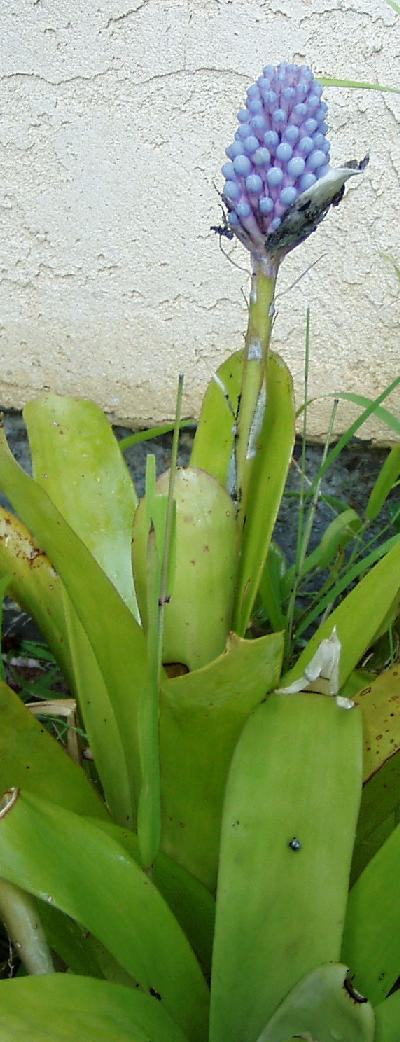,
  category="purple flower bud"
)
[220,61,367,261]
[233,155,252,177]
[266,167,284,187]
[276,141,293,162]
[243,135,259,155]
[253,147,271,166]
[246,173,263,194]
